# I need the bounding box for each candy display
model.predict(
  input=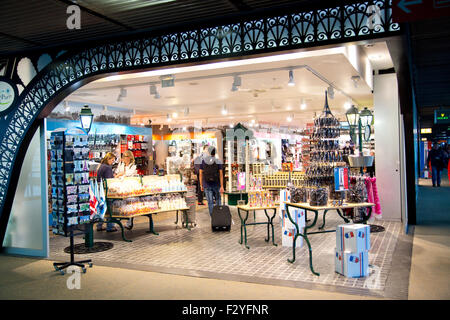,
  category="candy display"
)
[111,194,187,217]
[248,191,276,208]
[106,175,186,198]
[287,186,307,203]
[309,187,328,206]
[347,177,367,203]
